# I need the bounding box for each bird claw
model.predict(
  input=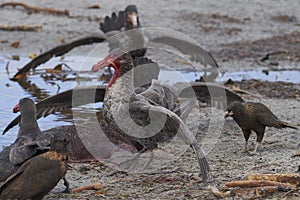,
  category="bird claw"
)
[63,177,69,193]
[118,151,153,172]
[249,151,259,156]
[241,149,248,153]
[119,158,136,171]
[63,188,70,193]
